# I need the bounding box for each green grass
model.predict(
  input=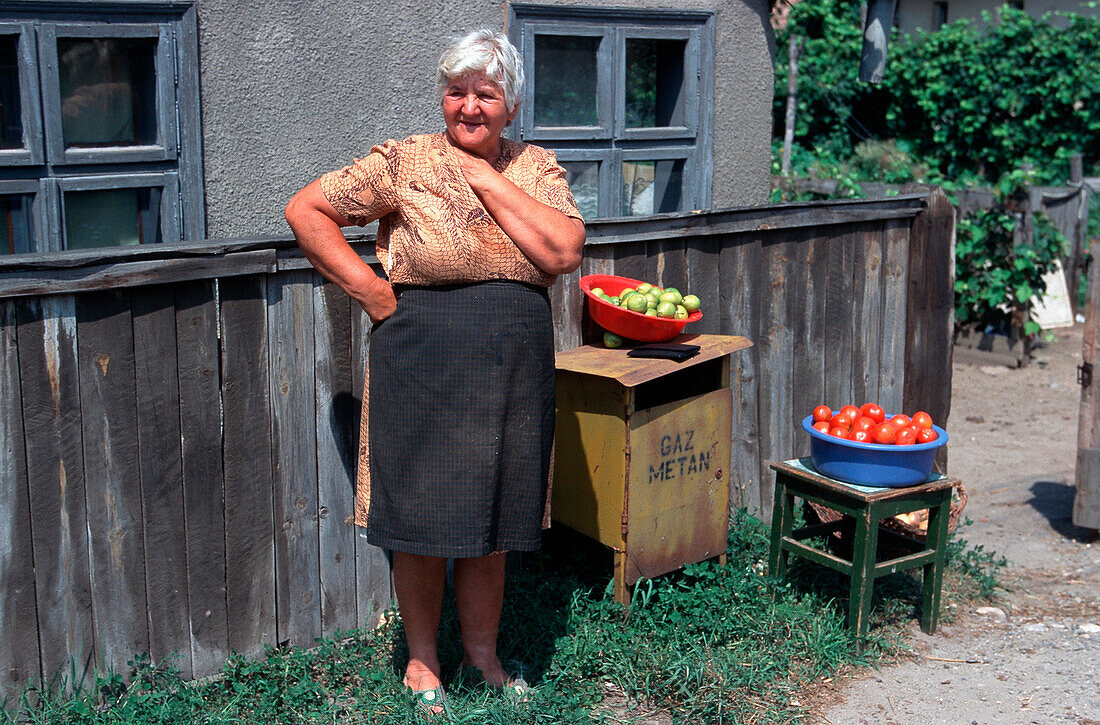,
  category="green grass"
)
[4,510,1006,724]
